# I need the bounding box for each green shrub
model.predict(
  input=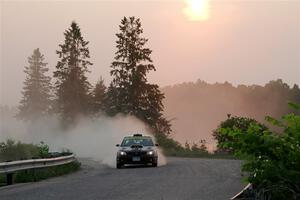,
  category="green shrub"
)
[14,161,81,183]
[219,103,300,200]
[155,132,234,159]
[0,139,40,162]
[0,161,81,185]
[213,115,267,153]
[155,132,183,152]
[0,174,6,186]
[0,140,51,162]
[37,141,50,158]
